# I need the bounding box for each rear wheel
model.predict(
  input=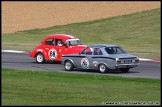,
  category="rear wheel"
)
[64,60,74,71]
[99,64,108,73]
[120,68,129,73]
[35,53,45,64]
